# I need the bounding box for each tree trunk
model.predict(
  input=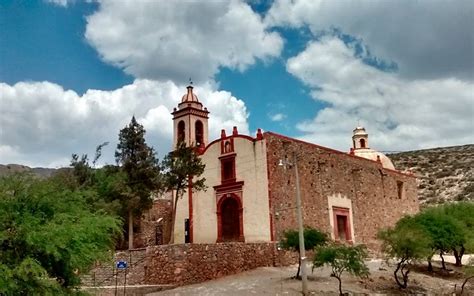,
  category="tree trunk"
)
[168,190,179,244]
[440,251,446,270]
[427,257,433,272]
[336,275,343,296]
[394,259,407,289]
[295,255,301,279]
[453,246,465,267]
[461,276,474,295]
[128,210,134,250]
